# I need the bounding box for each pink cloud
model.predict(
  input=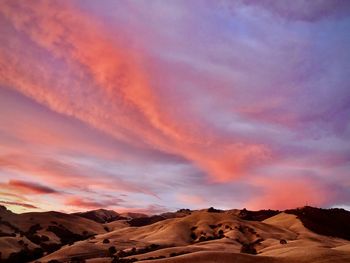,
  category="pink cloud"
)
[6,180,58,194]
[246,177,332,210]
[64,196,122,210]
[0,0,270,184]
